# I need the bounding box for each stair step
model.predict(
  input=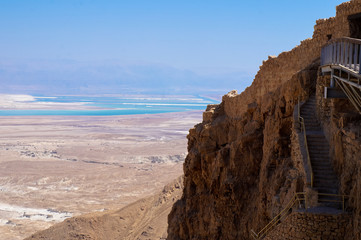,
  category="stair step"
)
[313,169,337,173]
[308,147,330,151]
[308,141,329,145]
[312,160,332,164]
[311,157,331,161]
[310,157,331,161]
[313,168,336,173]
[307,137,327,141]
[312,163,335,167]
[308,142,328,145]
[307,136,327,139]
[313,174,338,180]
[312,167,337,172]
[305,126,321,130]
[309,152,330,156]
[301,105,316,109]
[309,152,330,155]
[308,144,329,147]
[303,109,317,112]
[305,125,321,129]
[312,167,335,171]
[301,112,317,116]
[318,194,342,201]
[304,123,319,127]
[312,167,335,172]
[301,112,317,115]
[313,175,338,181]
[315,187,339,194]
[310,149,329,152]
[303,116,318,119]
[306,127,321,130]
[314,179,338,186]
[308,147,329,151]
